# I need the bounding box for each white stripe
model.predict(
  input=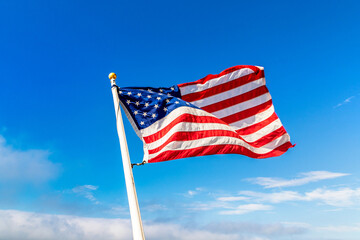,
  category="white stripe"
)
[146,116,283,151]
[180,68,254,95]
[147,132,291,160]
[146,122,234,150]
[145,114,283,148]
[230,105,275,130]
[211,92,272,119]
[142,103,277,150]
[261,133,290,152]
[190,78,265,108]
[141,106,215,137]
[241,119,283,142]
